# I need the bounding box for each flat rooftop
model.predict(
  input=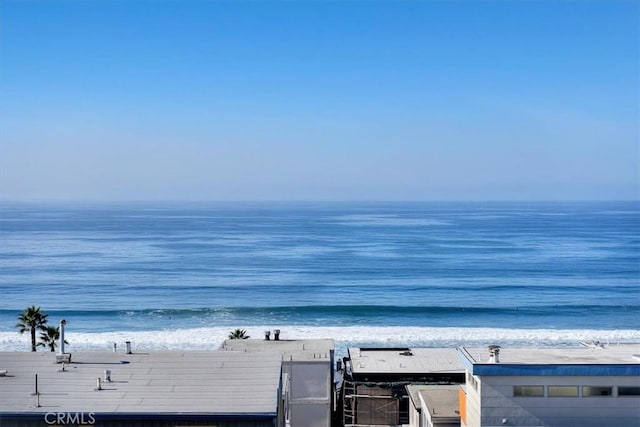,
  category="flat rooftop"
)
[0,351,282,416]
[220,338,334,362]
[459,344,640,376]
[348,347,463,375]
[461,344,640,365]
[406,384,460,416]
[418,386,460,420]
